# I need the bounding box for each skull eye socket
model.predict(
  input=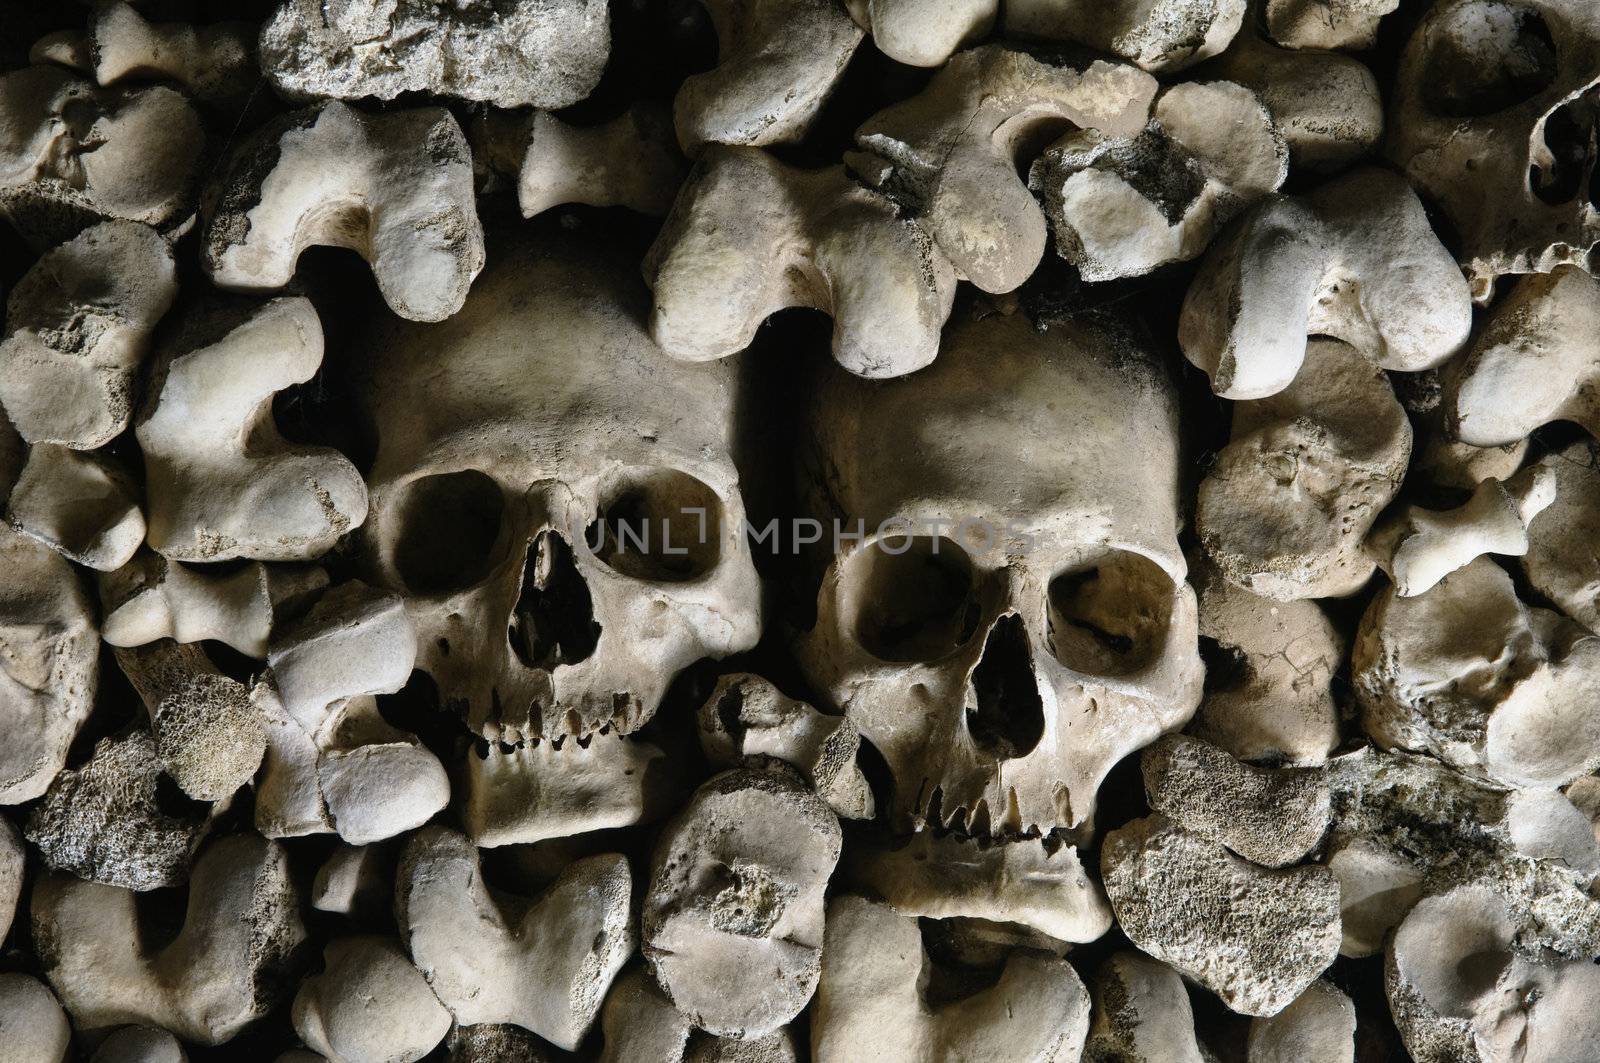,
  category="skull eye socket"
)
[1421,2,1558,117]
[1047,550,1175,676]
[390,469,507,595]
[585,468,723,582]
[844,535,981,663]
